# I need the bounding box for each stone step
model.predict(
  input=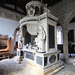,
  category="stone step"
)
[48,66,64,75]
